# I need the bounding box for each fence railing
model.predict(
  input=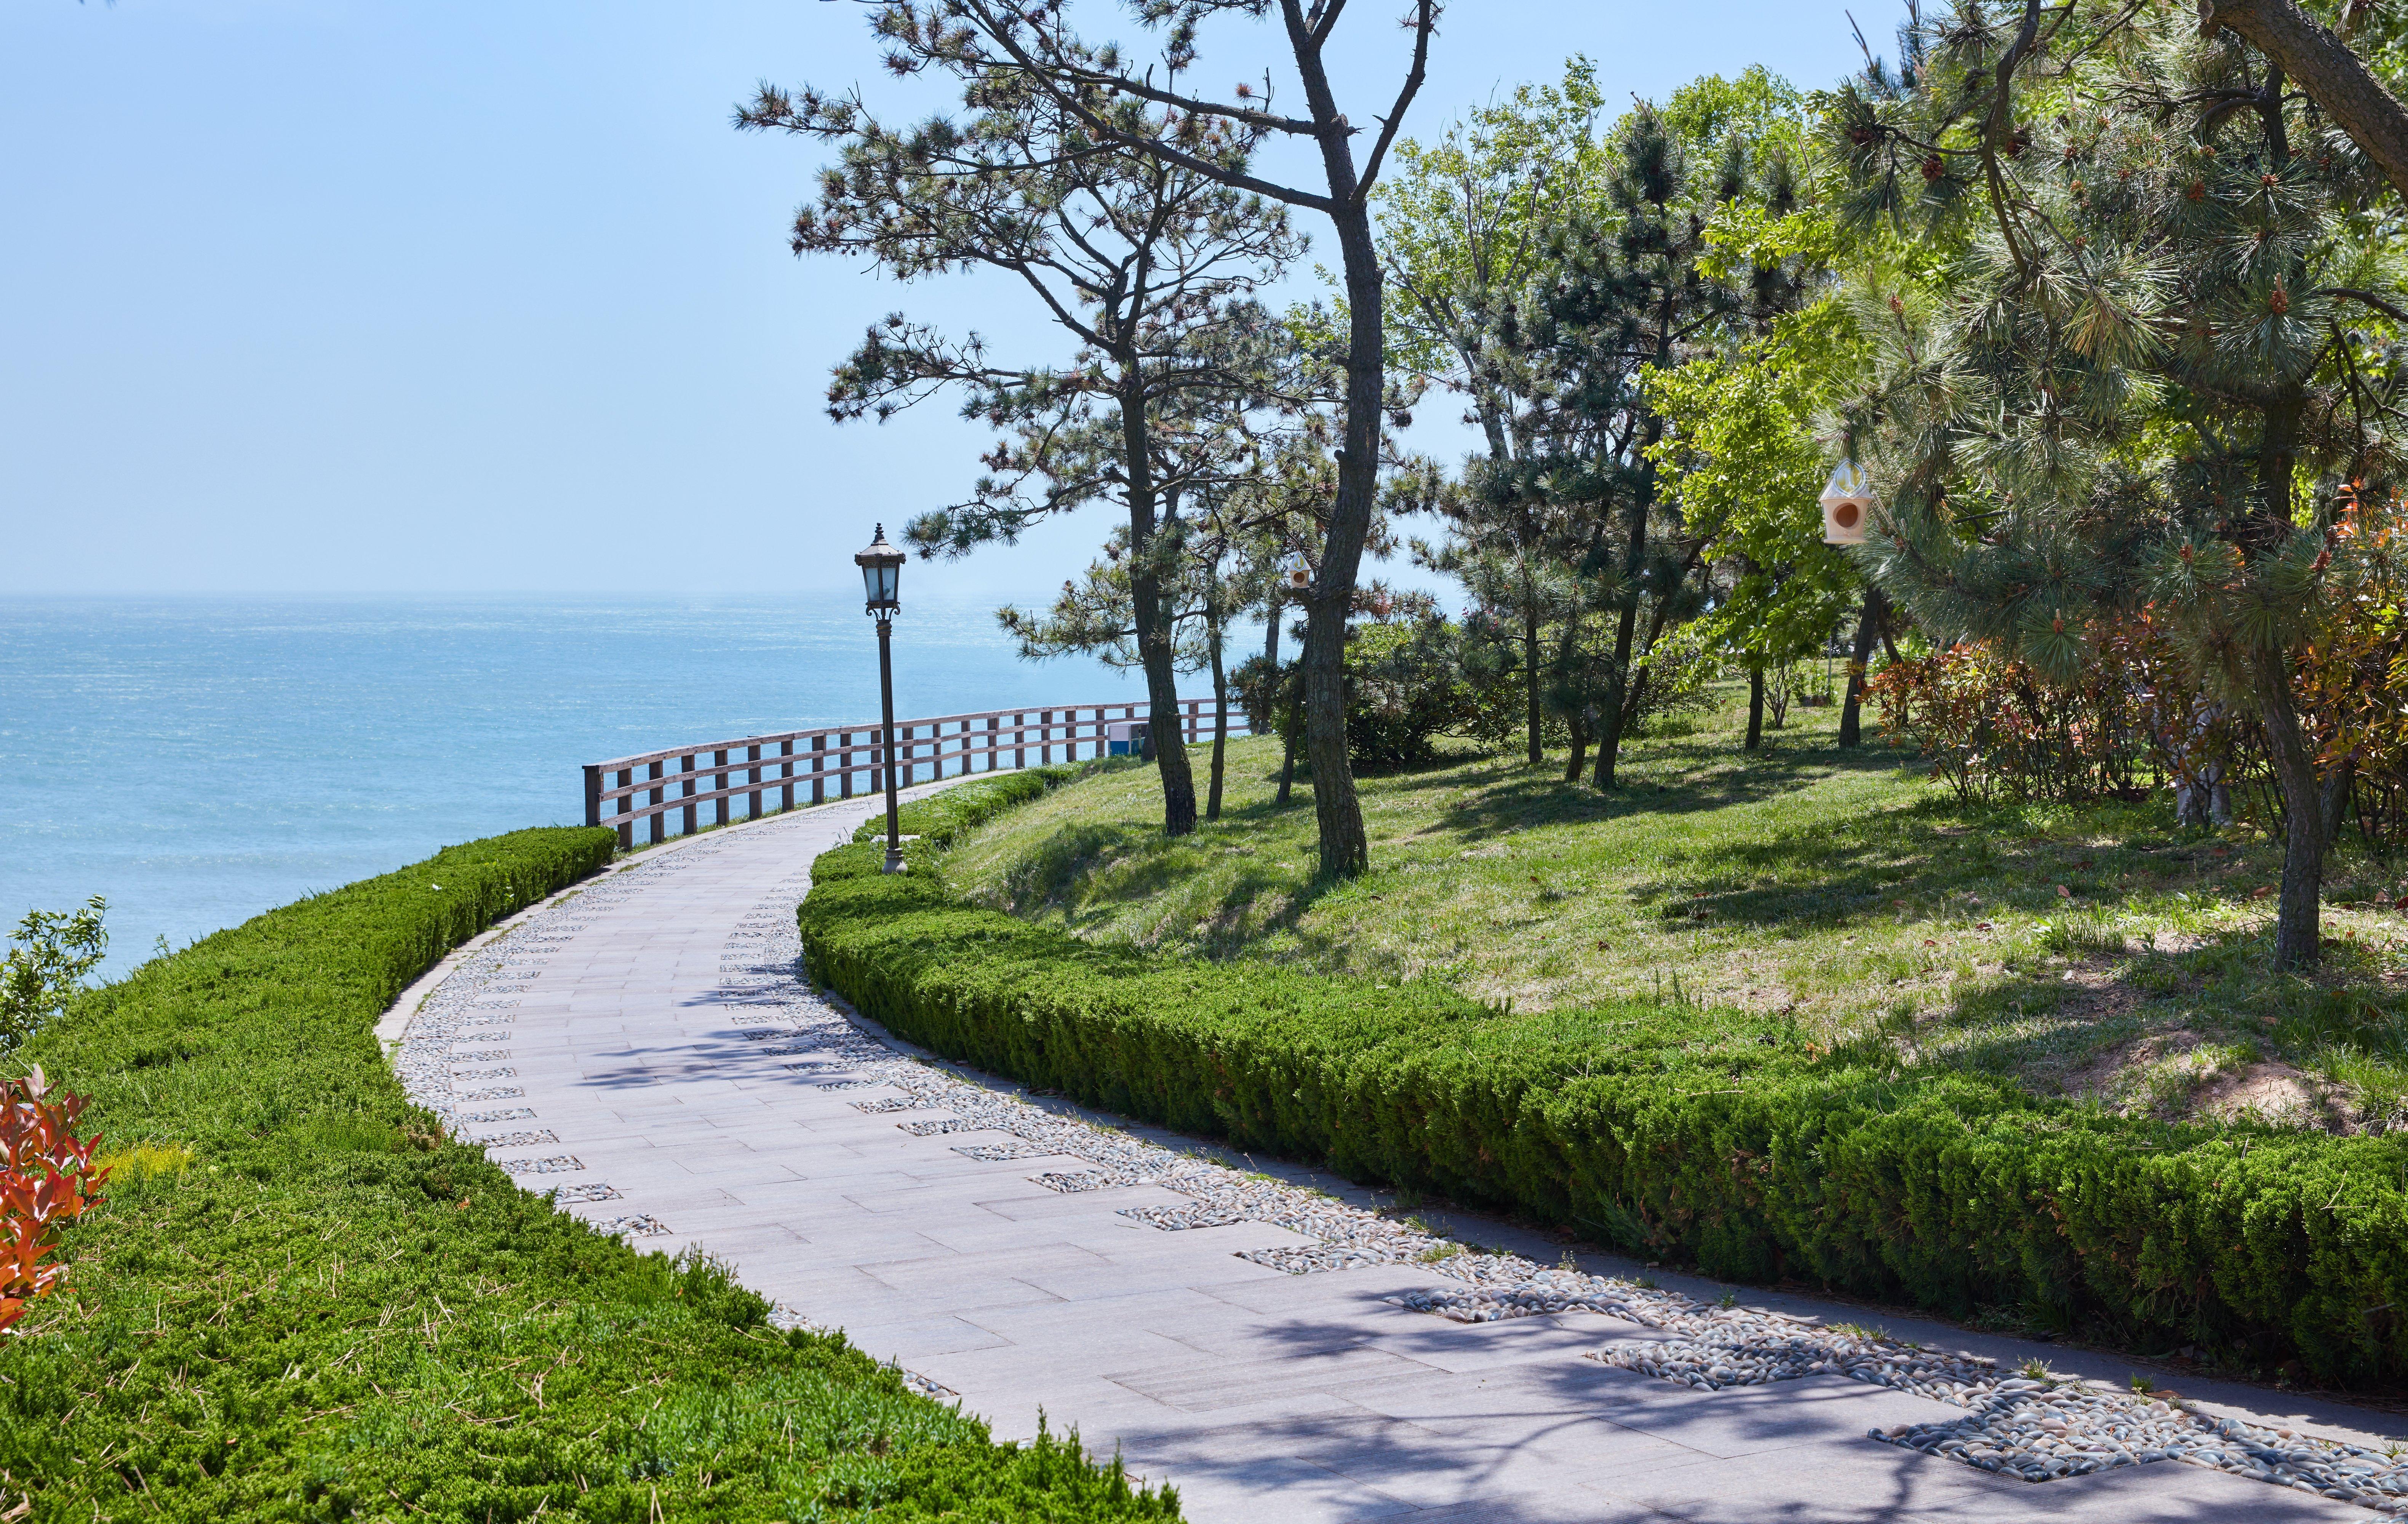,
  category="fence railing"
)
[583,698,1247,848]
